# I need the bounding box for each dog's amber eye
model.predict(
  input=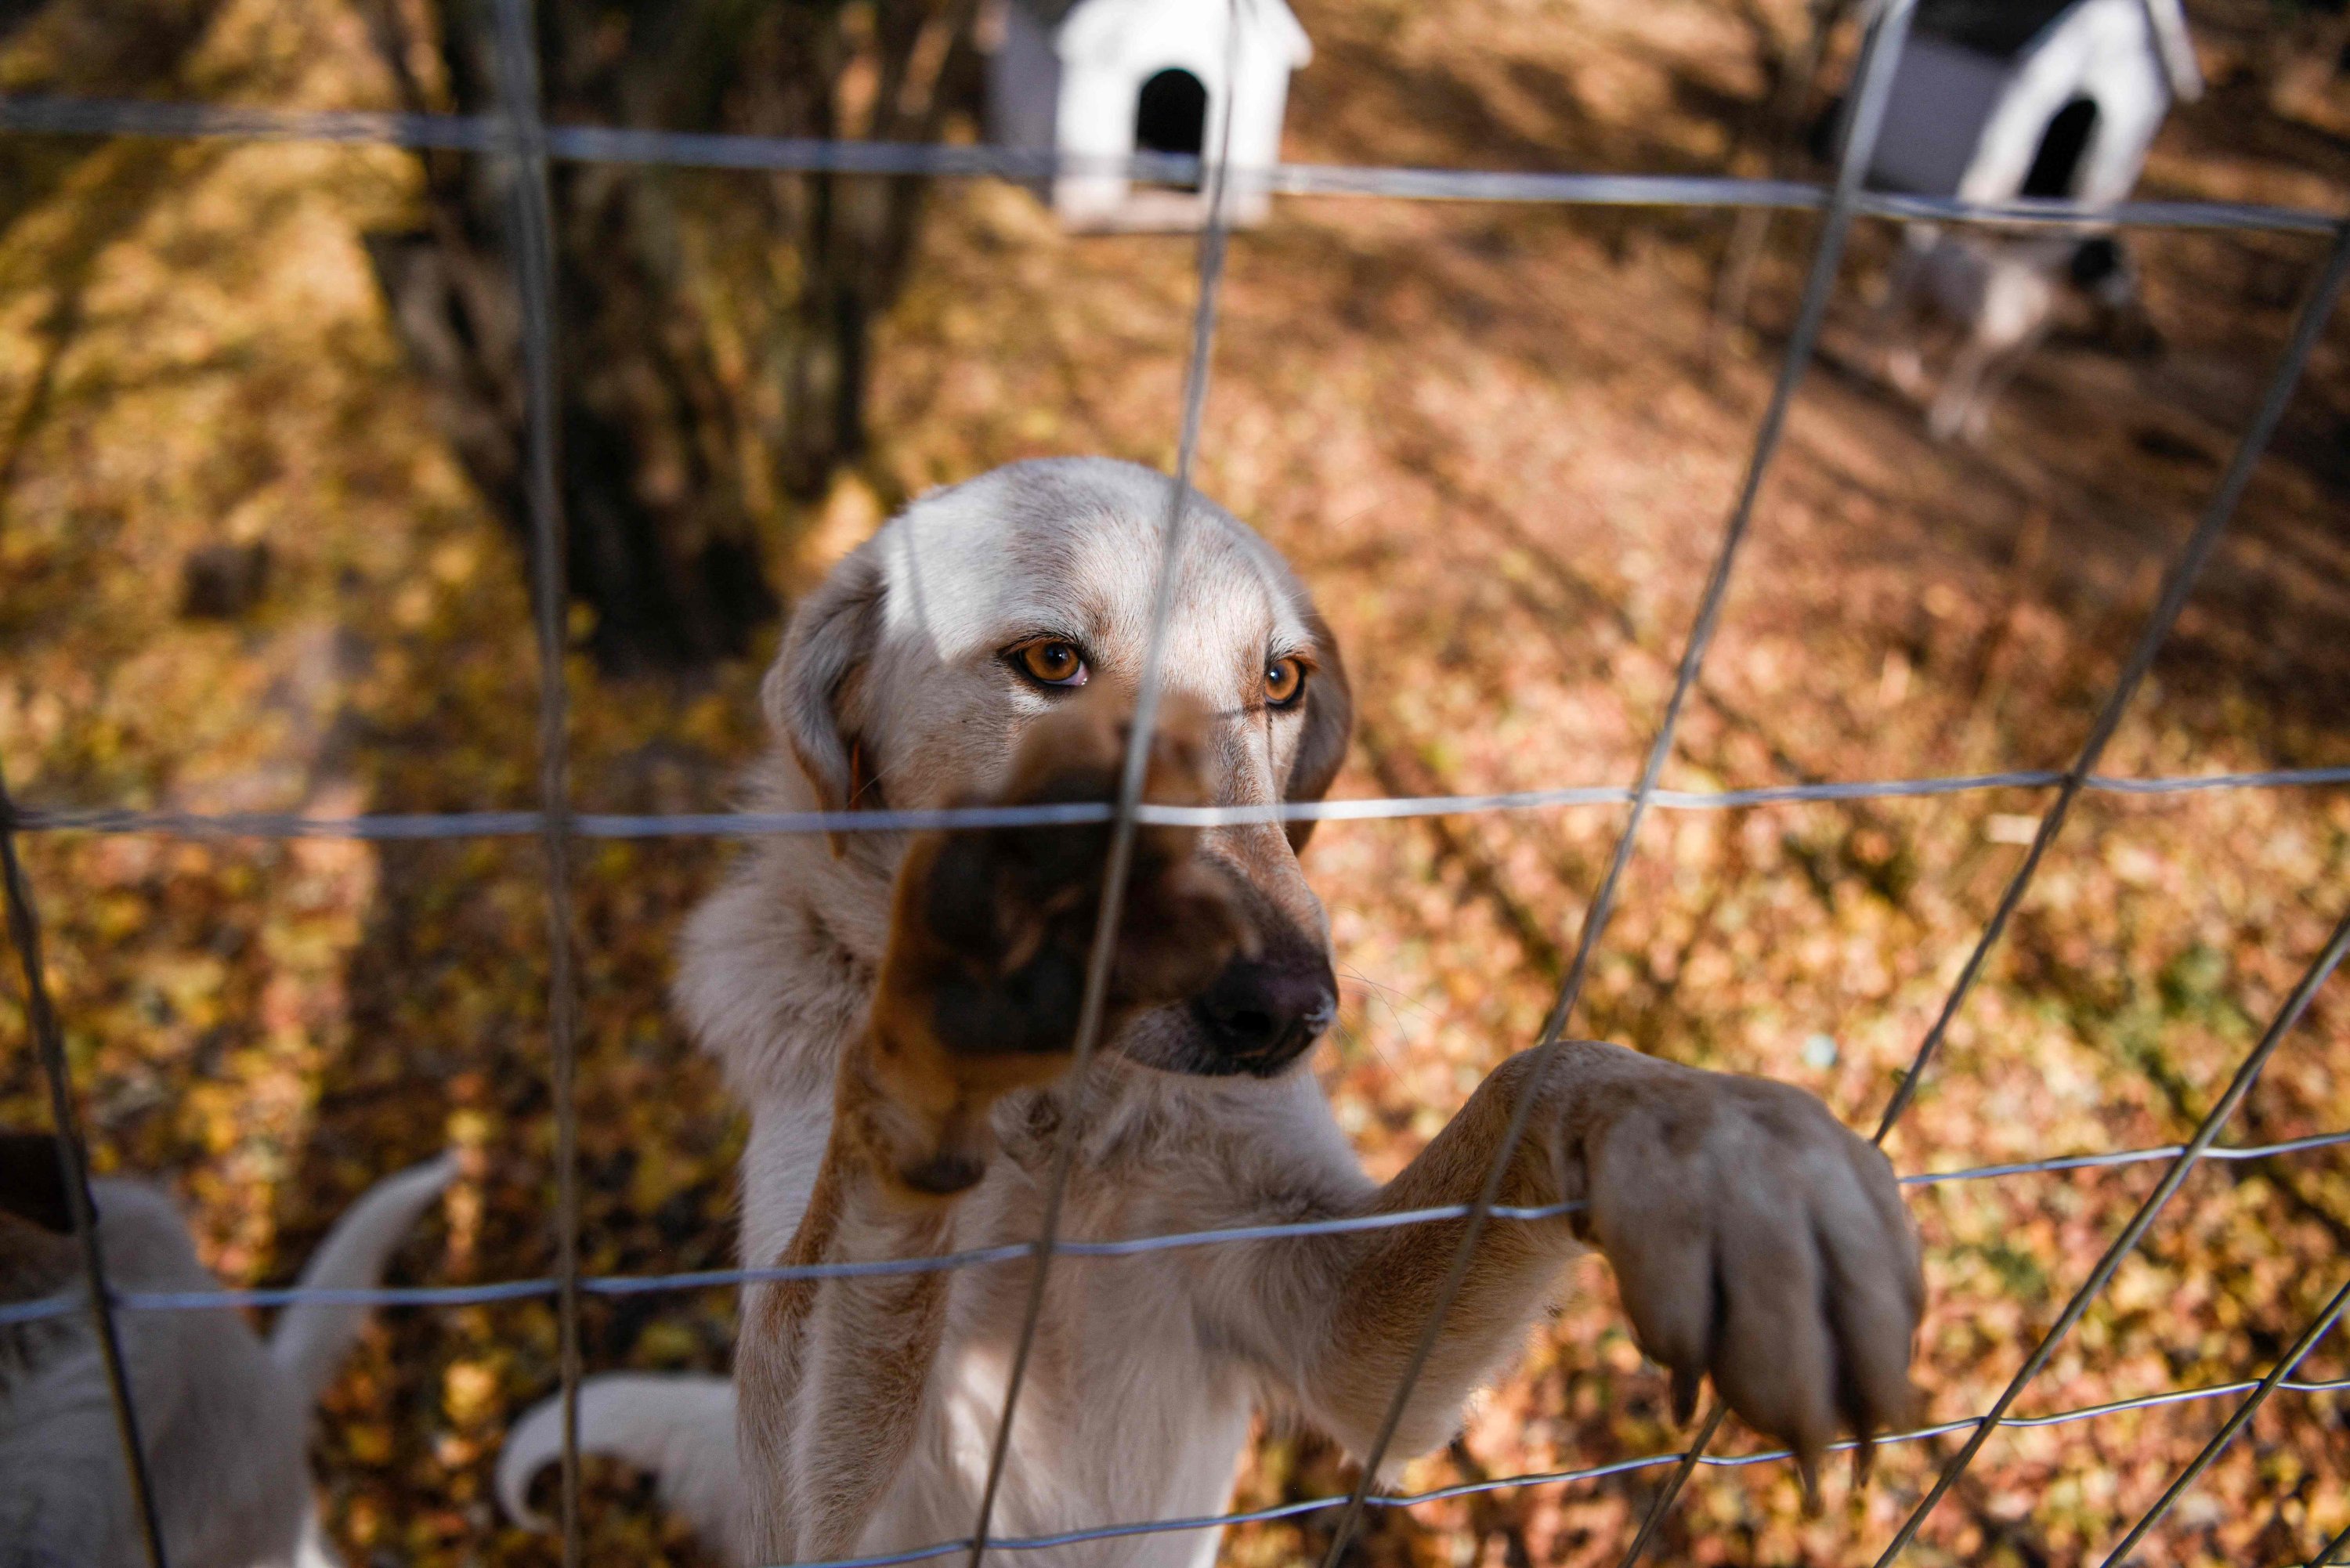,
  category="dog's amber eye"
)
[1265,656,1306,708]
[1014,640,1088,688]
